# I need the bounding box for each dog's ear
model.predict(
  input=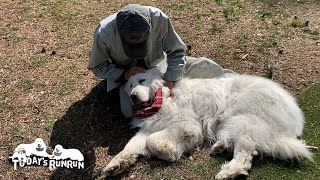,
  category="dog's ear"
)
[151,78,165,94]
[162,86,170,97]
[18,148,26,154]
[148,68,165,92]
